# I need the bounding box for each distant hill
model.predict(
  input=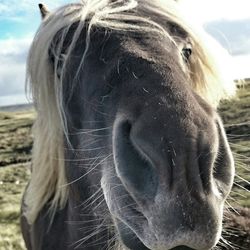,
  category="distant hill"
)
[244,78,250,84]
[0,103,33,112]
